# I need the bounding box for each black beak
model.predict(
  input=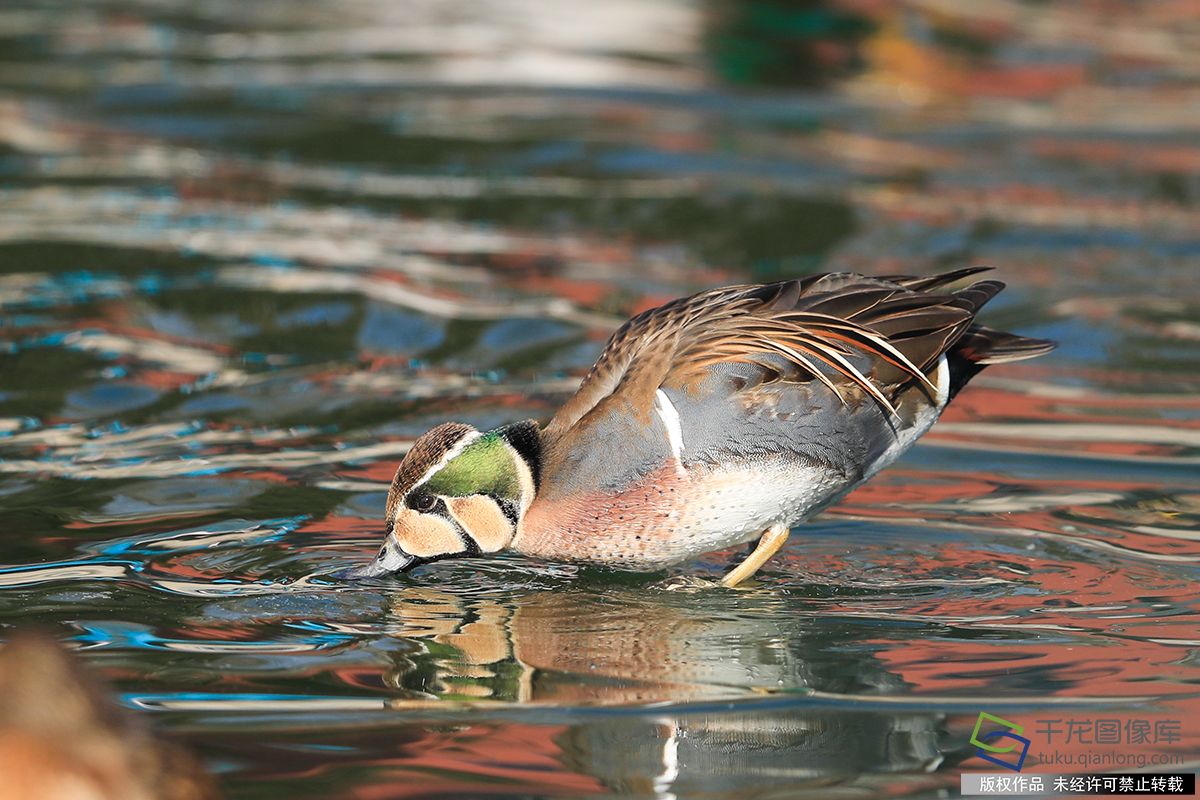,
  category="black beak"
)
[333,537,416,580]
